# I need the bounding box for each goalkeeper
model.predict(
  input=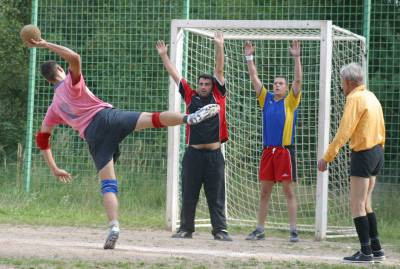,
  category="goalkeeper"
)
[244,40,302,242]
[27,38,219,250]
[156,32,232,241]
